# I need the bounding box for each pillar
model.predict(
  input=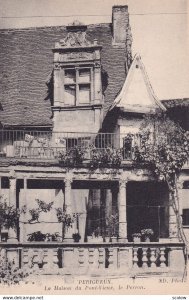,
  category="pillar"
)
[8,177,18,243]
[118,180,127,242]
[20,177,27,242]
[64,178,73,241]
